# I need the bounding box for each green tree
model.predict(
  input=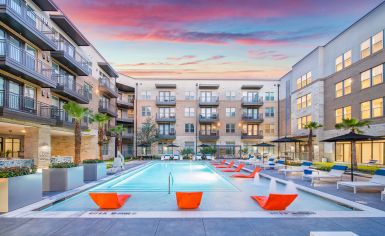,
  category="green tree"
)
[63,101,90,164]
[137,118,159,154]
[304,121,323,161]
[109,124,127,154]
[181,148,194,159]
[335,118,371,170]
[91,113,111,160]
